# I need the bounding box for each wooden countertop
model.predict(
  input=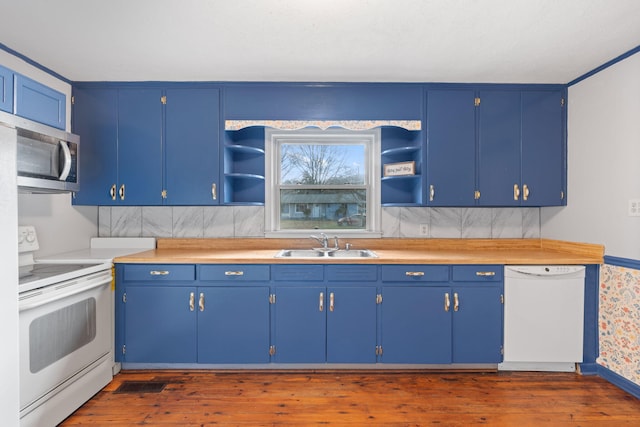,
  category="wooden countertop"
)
[114,238,604,265]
